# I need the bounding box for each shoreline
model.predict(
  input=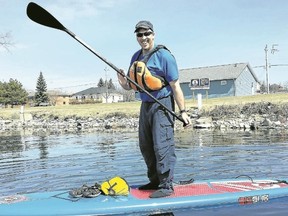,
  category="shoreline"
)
[1,102,287,134]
